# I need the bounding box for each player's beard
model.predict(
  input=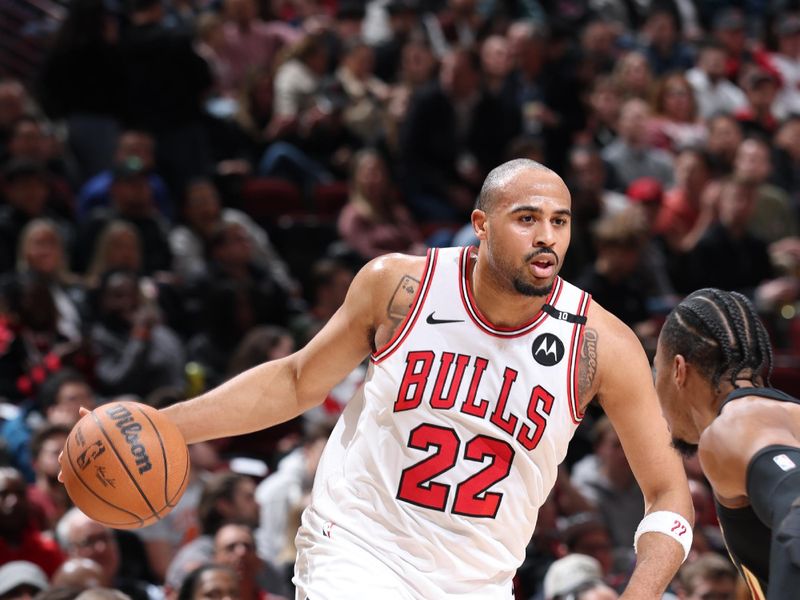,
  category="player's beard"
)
[512,249,558,297]
[672,437,698,458]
